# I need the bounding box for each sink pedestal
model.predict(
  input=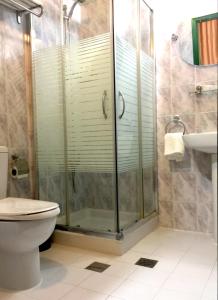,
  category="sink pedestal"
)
[183,132,217,242]
[212,154,217,243]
